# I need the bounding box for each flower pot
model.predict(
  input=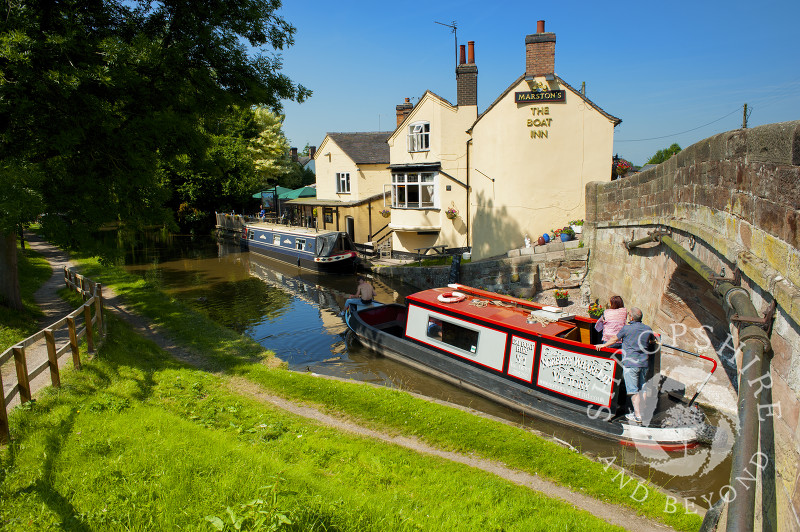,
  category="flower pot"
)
[559,233,572,242]
[542,233,551,243]
[555,298,569,307]
[571,224,582,234]
[380,212,390,218]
